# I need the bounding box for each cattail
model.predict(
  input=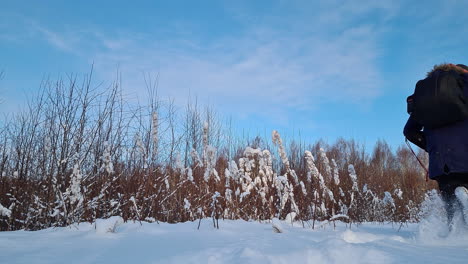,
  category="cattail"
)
[319,148,332,182]
[135,133,145,155]
[203,121,209,147]
[332,159,340,185]
[304,151,319,182]
[300,181,307,195]
[305,150,334,202]
[204,146,219,182]
[228,160,240,180]
[348,164,358,192]
[225,189,233,203]
[203,121,209,164]
[191,148,201,165]
[272,130,290,170]
[225,167,231,187]
[151,111,158,153]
